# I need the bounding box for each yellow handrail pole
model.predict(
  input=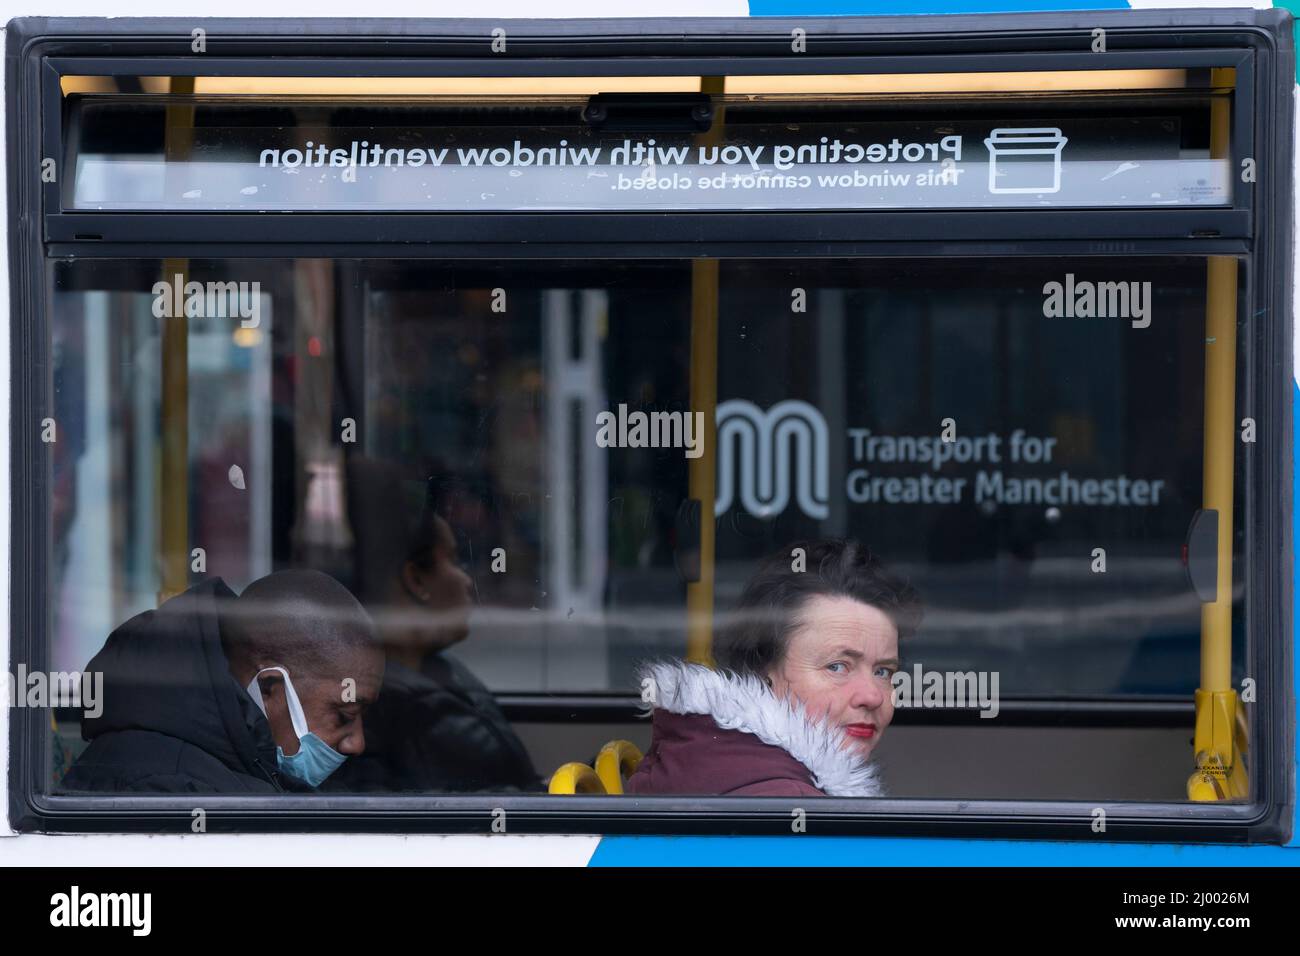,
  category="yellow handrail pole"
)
[685,76,725,666]
[1189,67,1244,800]
[1201,258,1237,696]
[158,263,189,606]
[1189,254,1243,801]
[158,77,196,604]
